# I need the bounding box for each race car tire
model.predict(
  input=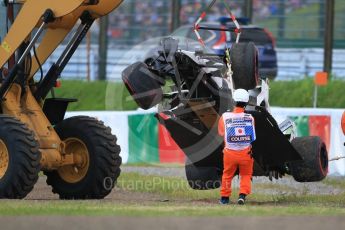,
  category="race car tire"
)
[230,42,259,90]
[289,136,328,182]
[122,62,164,110]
